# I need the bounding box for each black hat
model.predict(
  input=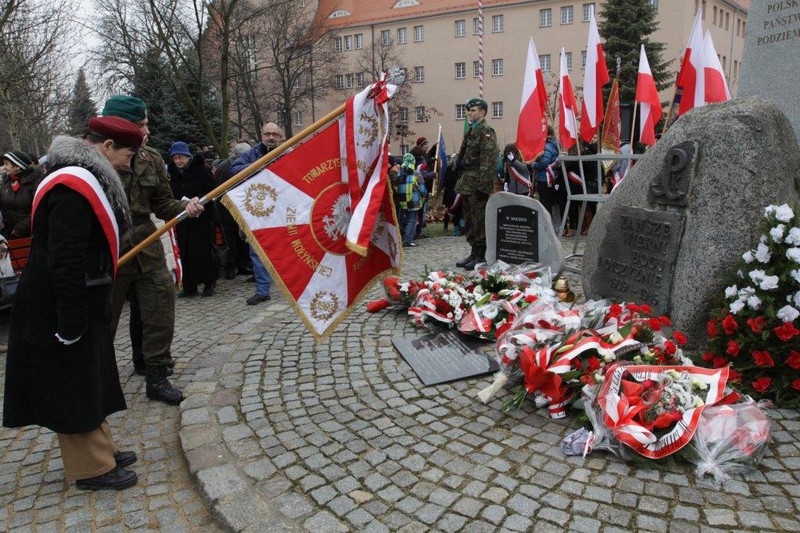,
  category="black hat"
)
[2,151,34,171]
[89,116,145,149]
